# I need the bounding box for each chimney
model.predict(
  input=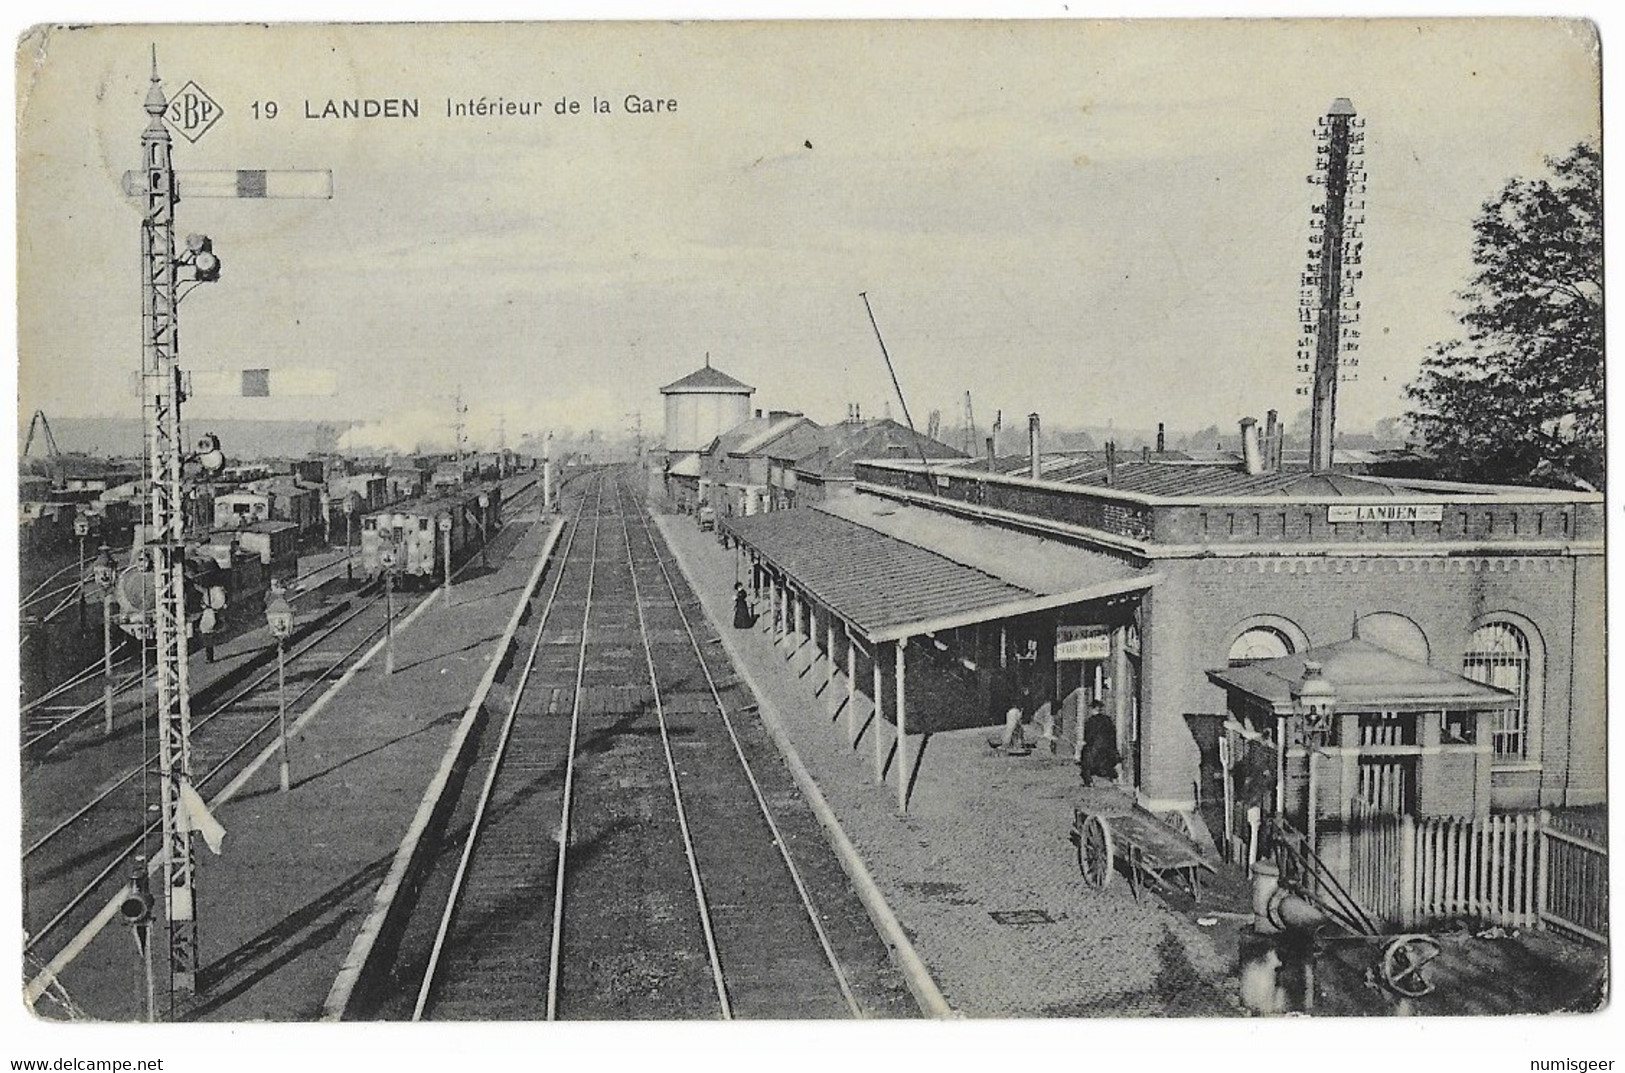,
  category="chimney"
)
[985,435,996,472]
[1027,413,1041,480]
[1240,417,1264,475]
[1156,422,1166,454]
[1105,441,1118,486]
[1263,409,1280,473]
[855,403,861,422]
[1141,444,1151,464]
